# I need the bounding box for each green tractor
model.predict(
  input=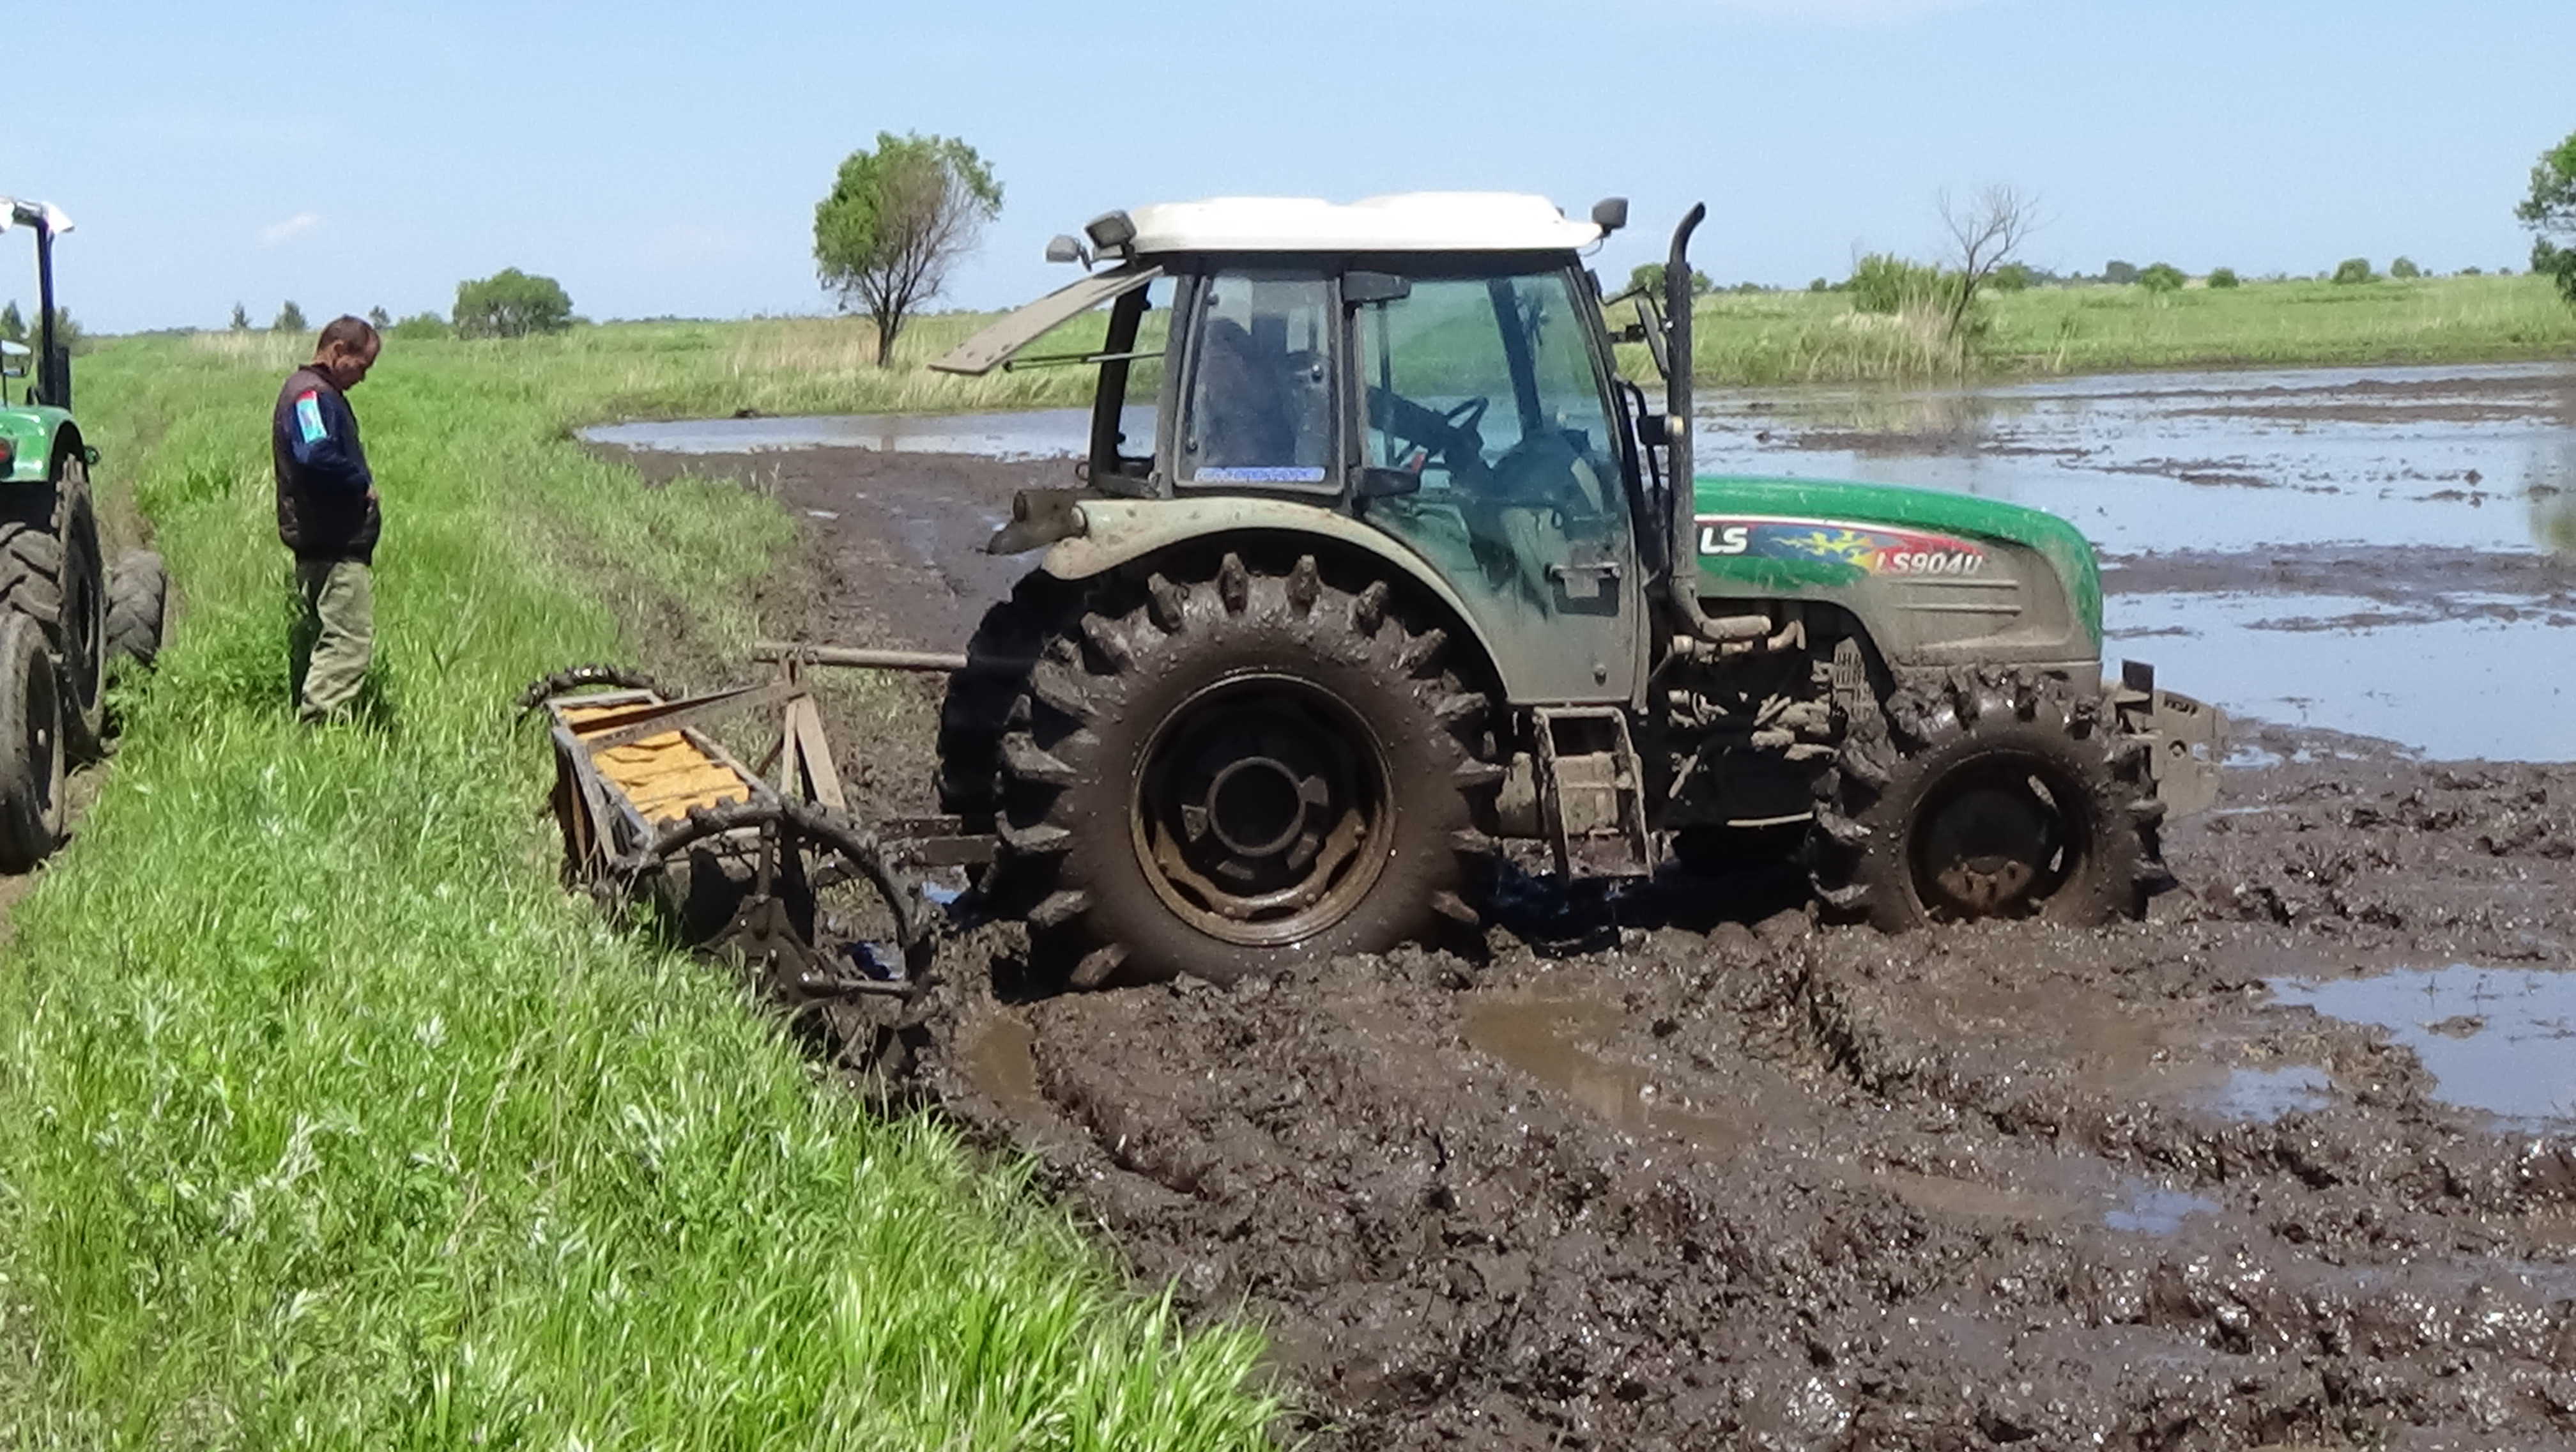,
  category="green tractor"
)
[928,195,2220,986]
[0,196,167,869]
